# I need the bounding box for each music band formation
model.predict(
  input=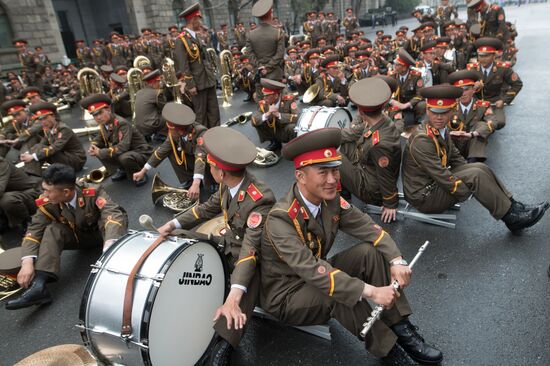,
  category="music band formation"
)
[0,0,547,365]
